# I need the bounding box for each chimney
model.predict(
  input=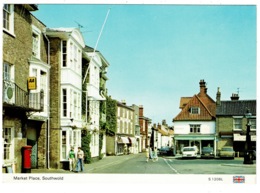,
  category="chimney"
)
[121,100,126,105]
[139,105,143,117]
[231,93,239,101]
[199,79,207,95]
[162,119,166,125]
[216,87,221,106]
